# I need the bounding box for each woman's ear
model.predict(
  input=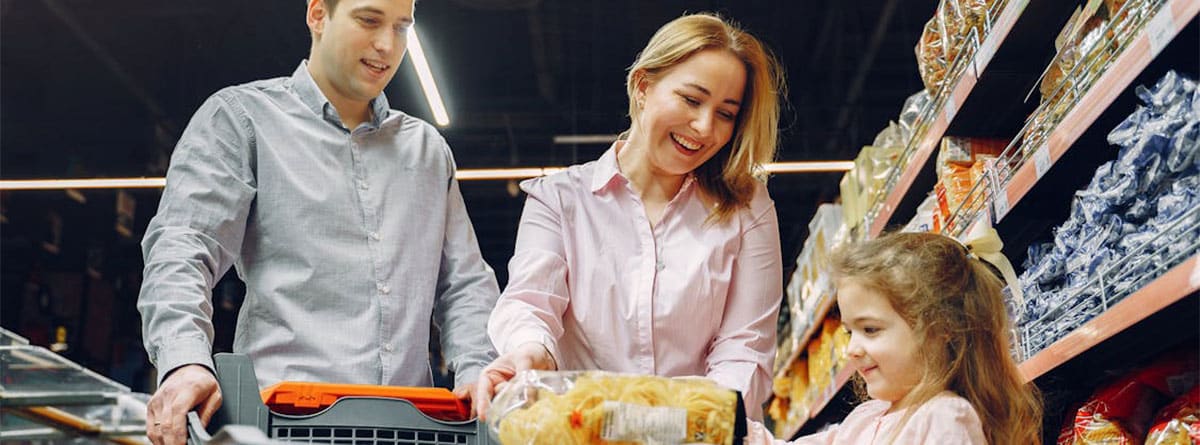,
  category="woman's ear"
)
[307,0,327,39]
[631,70,650,107]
